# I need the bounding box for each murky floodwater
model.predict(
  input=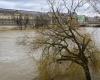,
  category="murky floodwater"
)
[84,27,100,80]
[85,27,100,48]
[0,28,100,80]
[0,30,38,80]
